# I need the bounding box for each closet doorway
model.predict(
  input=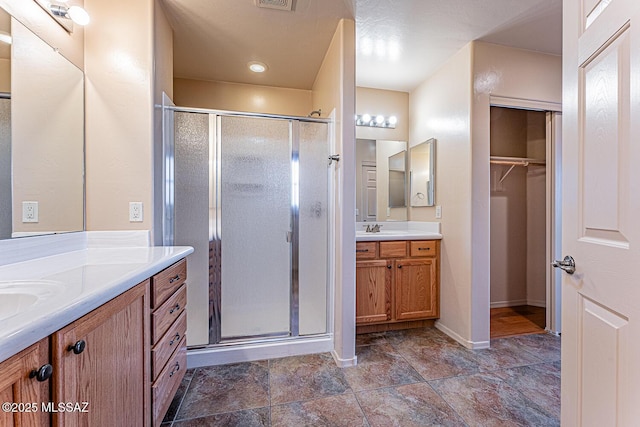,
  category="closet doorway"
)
[489,105,562,339]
